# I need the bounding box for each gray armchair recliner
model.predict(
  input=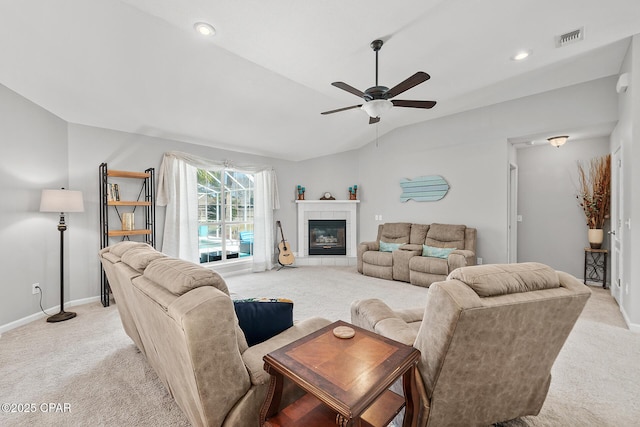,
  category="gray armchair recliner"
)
[351,262,591,426]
